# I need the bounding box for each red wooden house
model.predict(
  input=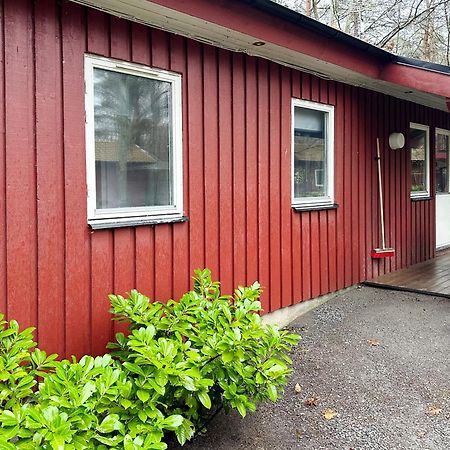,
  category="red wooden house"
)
[0,0,449,357]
